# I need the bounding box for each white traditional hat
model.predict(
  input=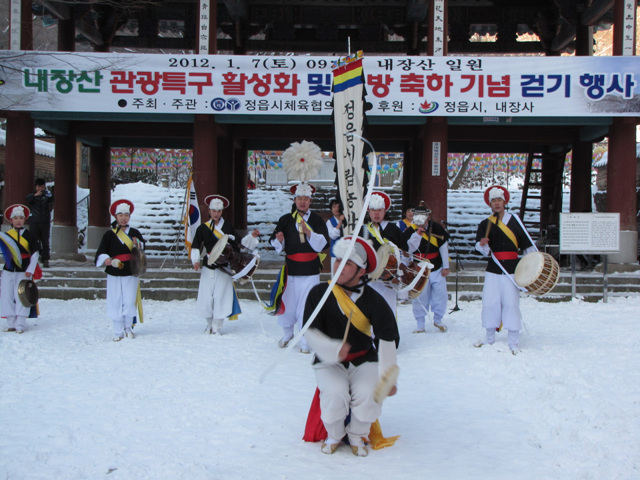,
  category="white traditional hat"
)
[109,199,134,217]
[4,204,30,221]
[484,185,510,205]
[369,191,391,211]
[204,194,230,210]
[290,182,316,198]
[333,236,378,274]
